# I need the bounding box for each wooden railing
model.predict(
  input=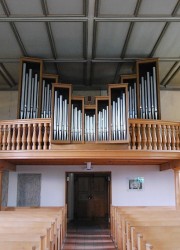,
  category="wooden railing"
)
[0,118,179,151]
[129,119,180,150]
[0,118,51,151]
